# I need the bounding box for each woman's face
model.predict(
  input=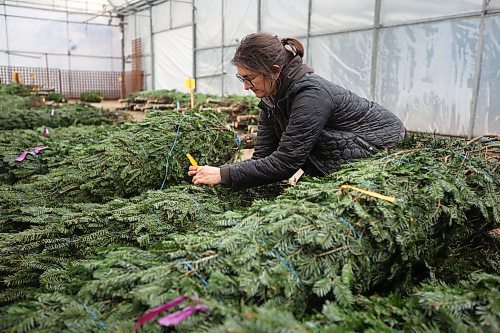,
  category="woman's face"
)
[235,65,274,98]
